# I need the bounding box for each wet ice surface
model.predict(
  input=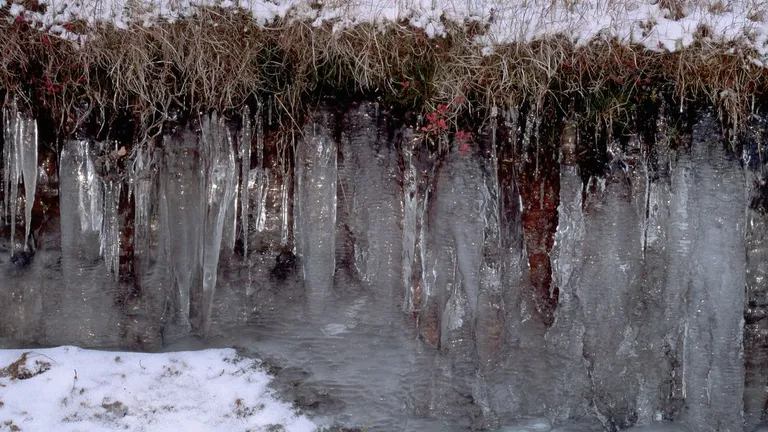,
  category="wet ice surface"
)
[0,103,764,431]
